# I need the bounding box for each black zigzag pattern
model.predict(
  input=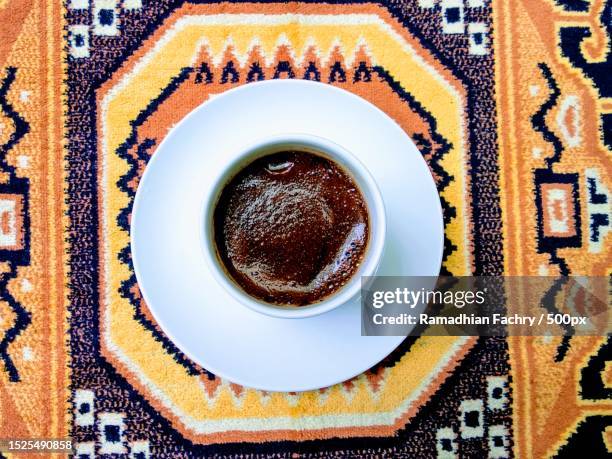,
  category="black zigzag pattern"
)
[114,67,209,377]
[531,63,582,362]
[531,63,564,169]
[0,66,31,382]
[372,67,456,275]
